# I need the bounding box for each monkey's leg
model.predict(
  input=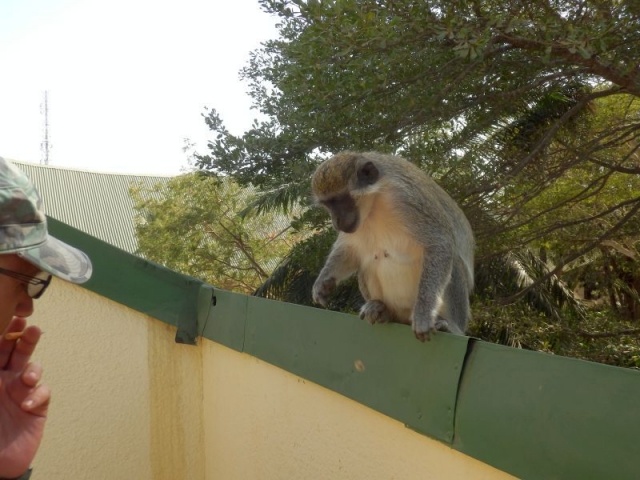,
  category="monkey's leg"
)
[359,300,394,325]
[439,259,471,335]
